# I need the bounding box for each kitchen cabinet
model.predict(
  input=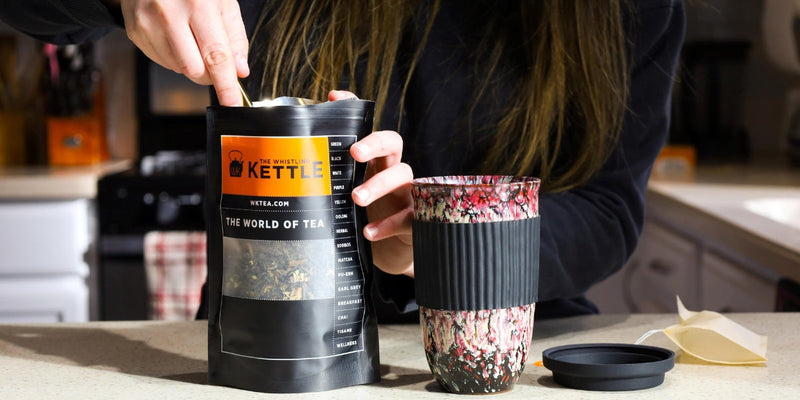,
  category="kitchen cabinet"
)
[0,161,129,322]
[612,222,701,312]
[702,251,775,312]
[588,178,795,314]
[589,217,778,313]
[0,199,93,322]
